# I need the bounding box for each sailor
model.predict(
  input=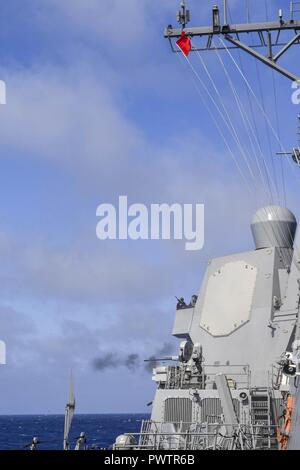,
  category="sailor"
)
[176,297,187,309]
[29,437,39,450]
[75,431,87,450]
